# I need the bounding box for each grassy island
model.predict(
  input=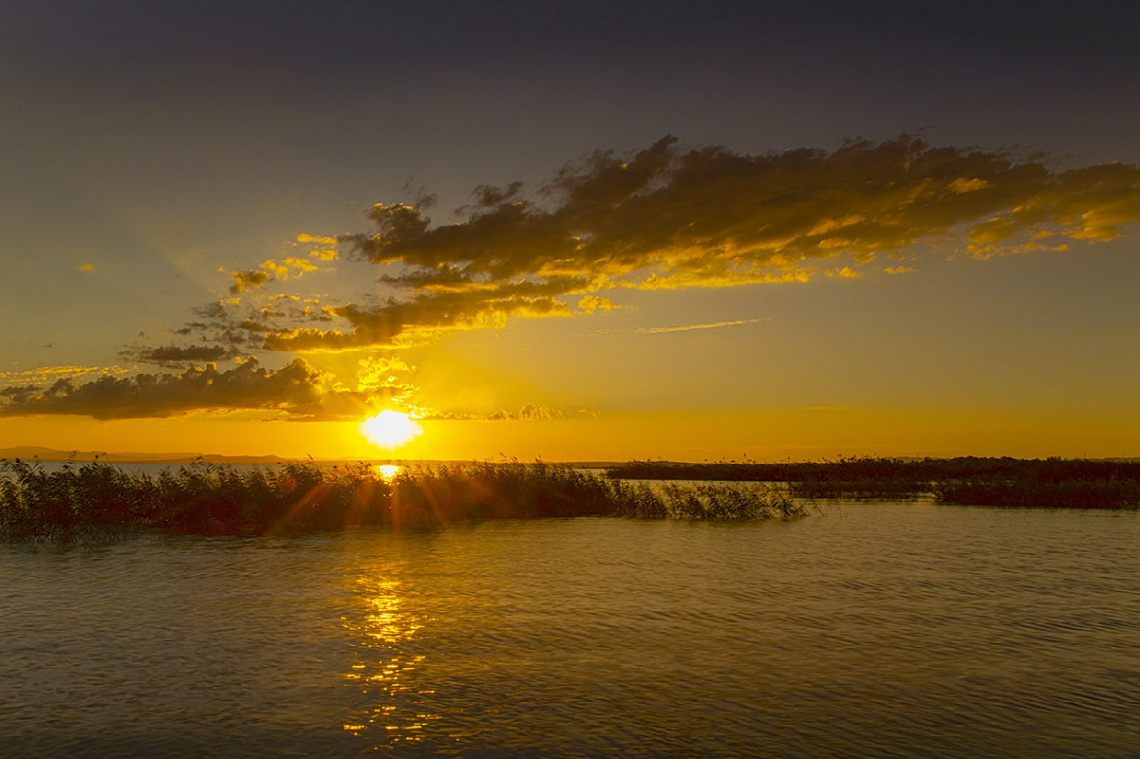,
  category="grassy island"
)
[0,459,803,543]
